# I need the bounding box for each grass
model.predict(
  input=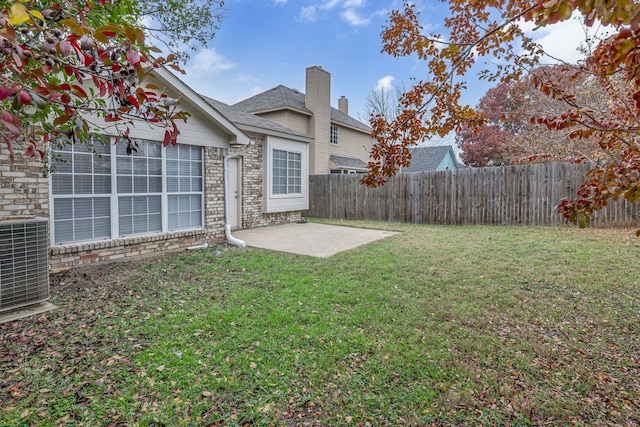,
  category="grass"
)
[1,222,639,426]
